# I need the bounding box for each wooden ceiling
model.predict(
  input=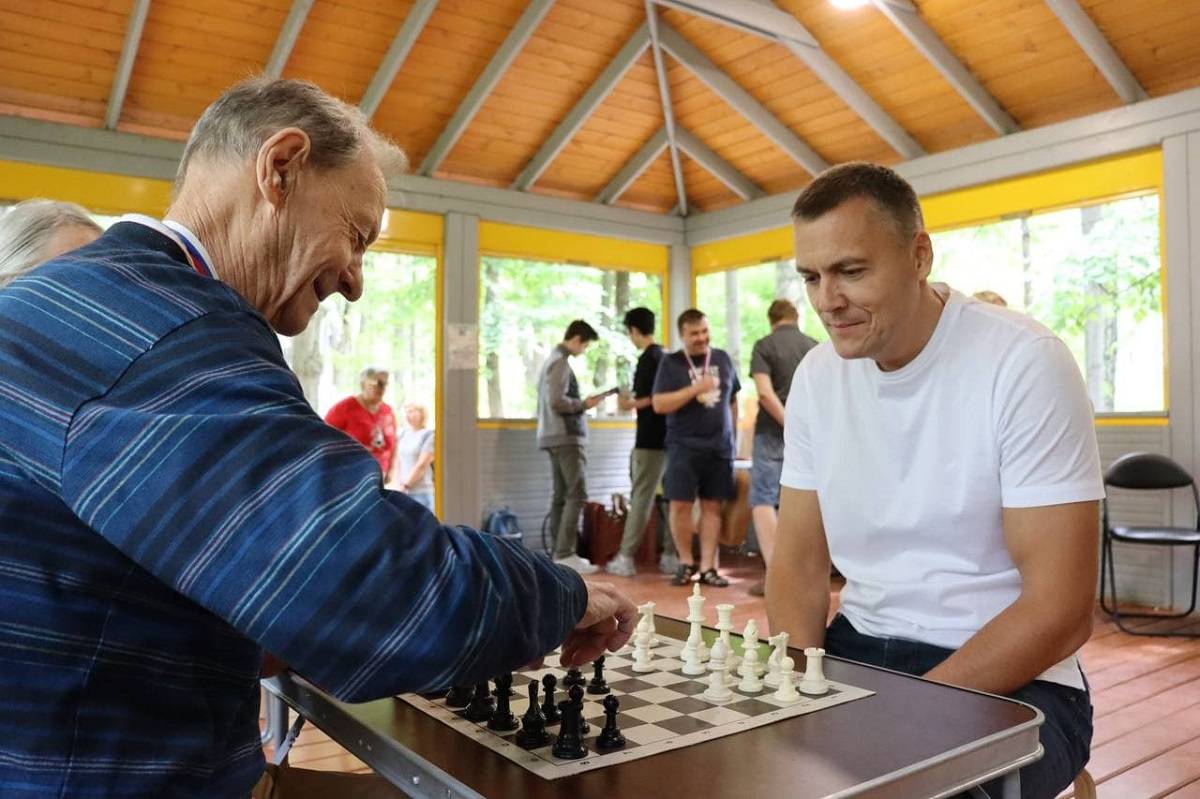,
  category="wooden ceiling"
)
[1,0,1198,215]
